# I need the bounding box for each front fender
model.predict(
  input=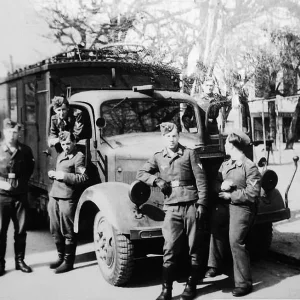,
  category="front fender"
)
[74,182,164,235]
[256,188,290,224]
